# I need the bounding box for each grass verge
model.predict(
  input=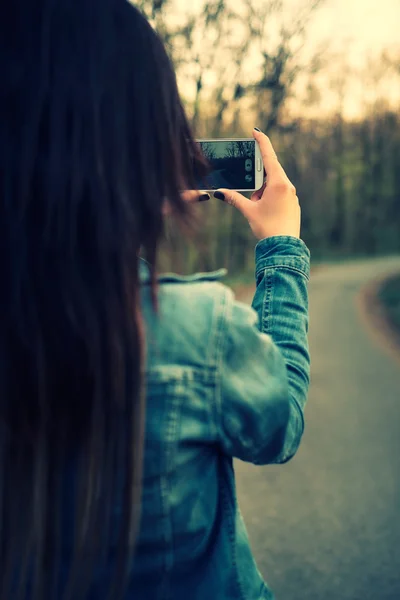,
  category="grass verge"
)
[377,274,400,340]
